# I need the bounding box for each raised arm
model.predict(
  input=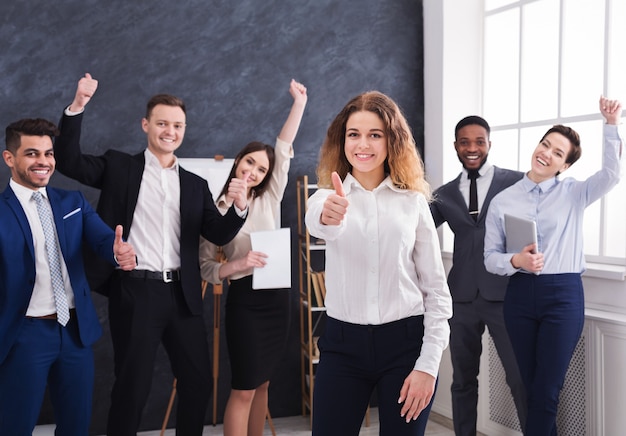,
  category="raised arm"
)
[55,74,107,187]
[277,79,308,144]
